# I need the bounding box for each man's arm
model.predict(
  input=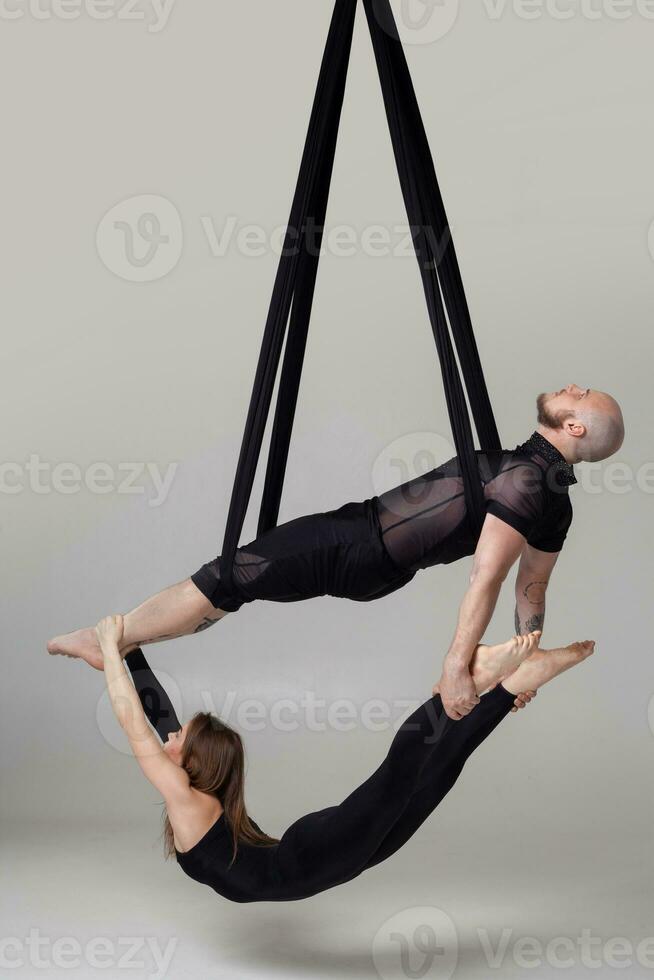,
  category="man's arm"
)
[438,514,526,720]
[514,544,560,637]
